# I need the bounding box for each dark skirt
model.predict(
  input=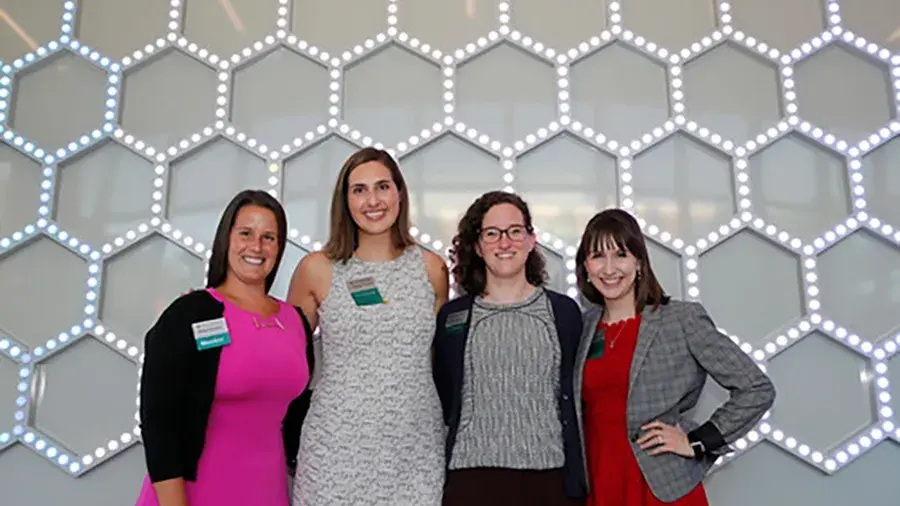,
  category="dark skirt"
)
[442,467,585,506]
